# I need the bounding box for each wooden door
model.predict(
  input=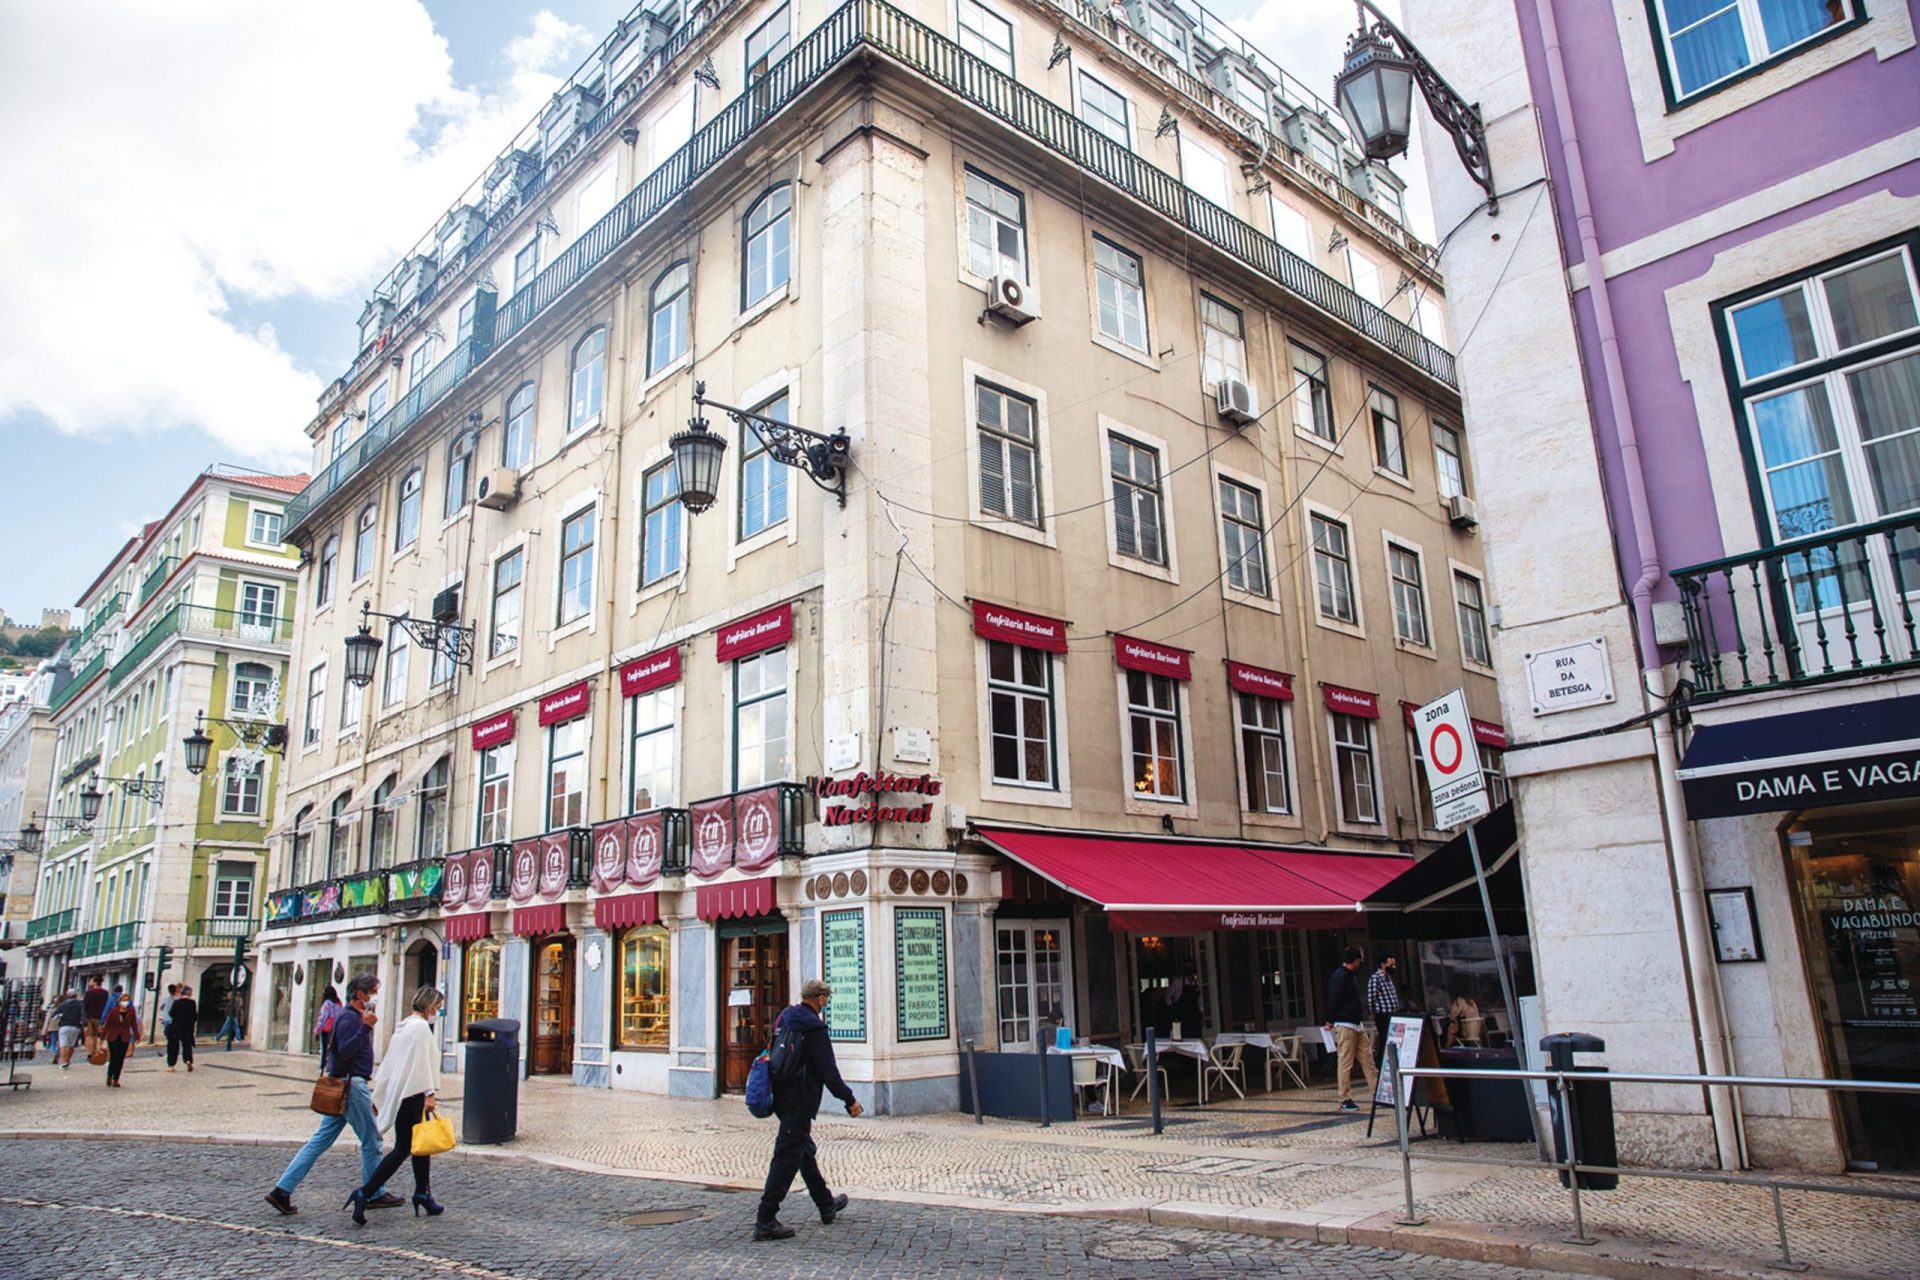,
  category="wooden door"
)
[722,928,789,1091]
[530,936,575,1075]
